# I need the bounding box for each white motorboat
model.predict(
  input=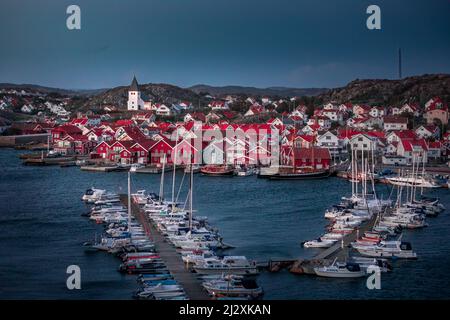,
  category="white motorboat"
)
[193,256,259,275]
[202,278,263,298]
[355,240,417,259]
[82,188,106,202]
[303,238,337,248]
[348,256,392,273]
[314,261,366,278]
